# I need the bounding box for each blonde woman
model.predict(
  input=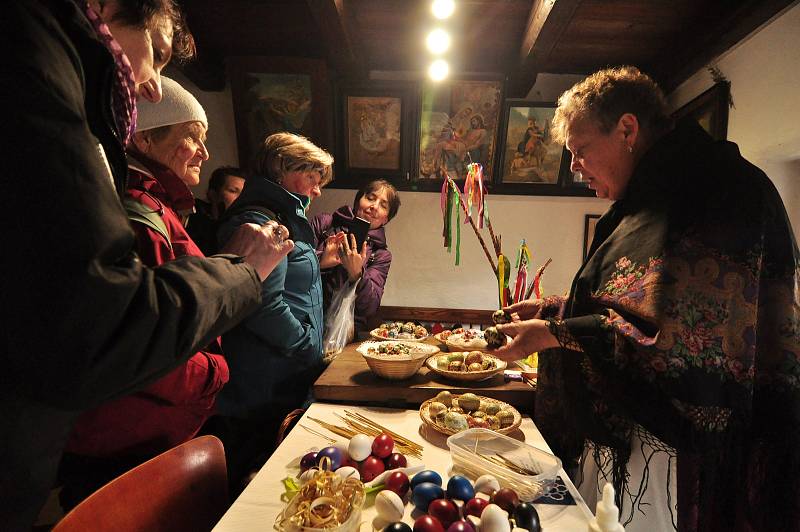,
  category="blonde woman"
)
[211,132,333,492]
